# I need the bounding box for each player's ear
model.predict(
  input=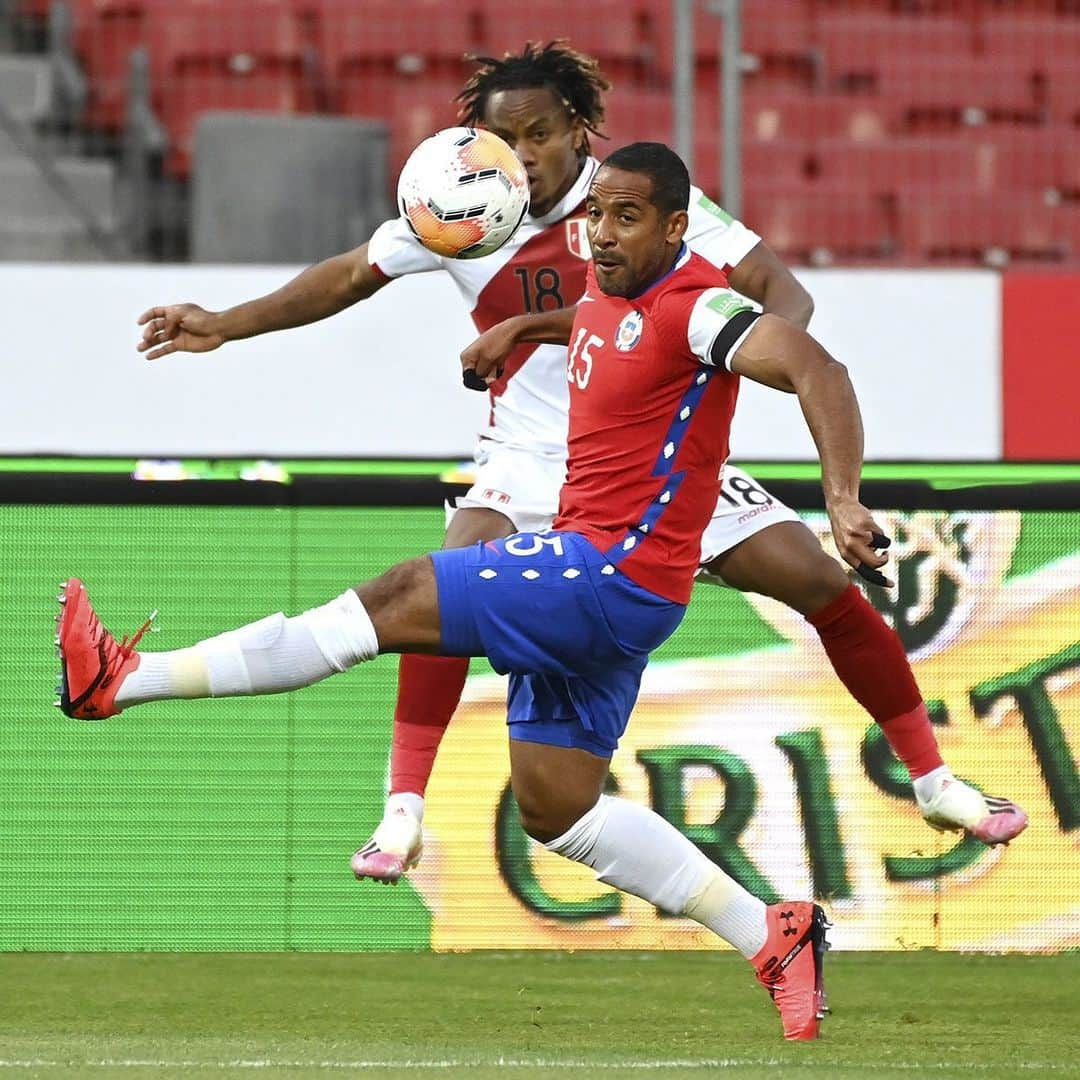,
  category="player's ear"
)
[665,209,689,245]
[570,115,587,154]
